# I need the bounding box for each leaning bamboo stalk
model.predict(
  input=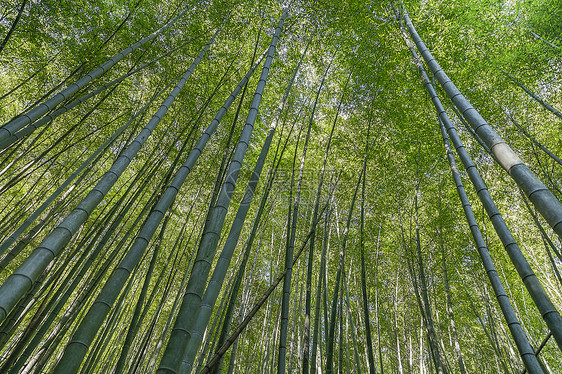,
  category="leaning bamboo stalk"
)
[437,74,546,374]
[0,85,167,259]
[401,8,562,243]
[52,44,263,374]
[182,38,307,374]
[0,28,219,325]
[0,0,143,104]
[501,107,562,166]
[437,194,467,374]
[358,117,377,374]
[1,160,167,373]
[0,0,27,55]
[211,114,298,374]
[342,270,363,373]
[0,5,196,142]
[177,112,274,374]
[398,6,562,353]
[310,205,331,374]
[156,10,287,374]
[0,35,201,149]
[112,213,170,374]
[505,72,562,120]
